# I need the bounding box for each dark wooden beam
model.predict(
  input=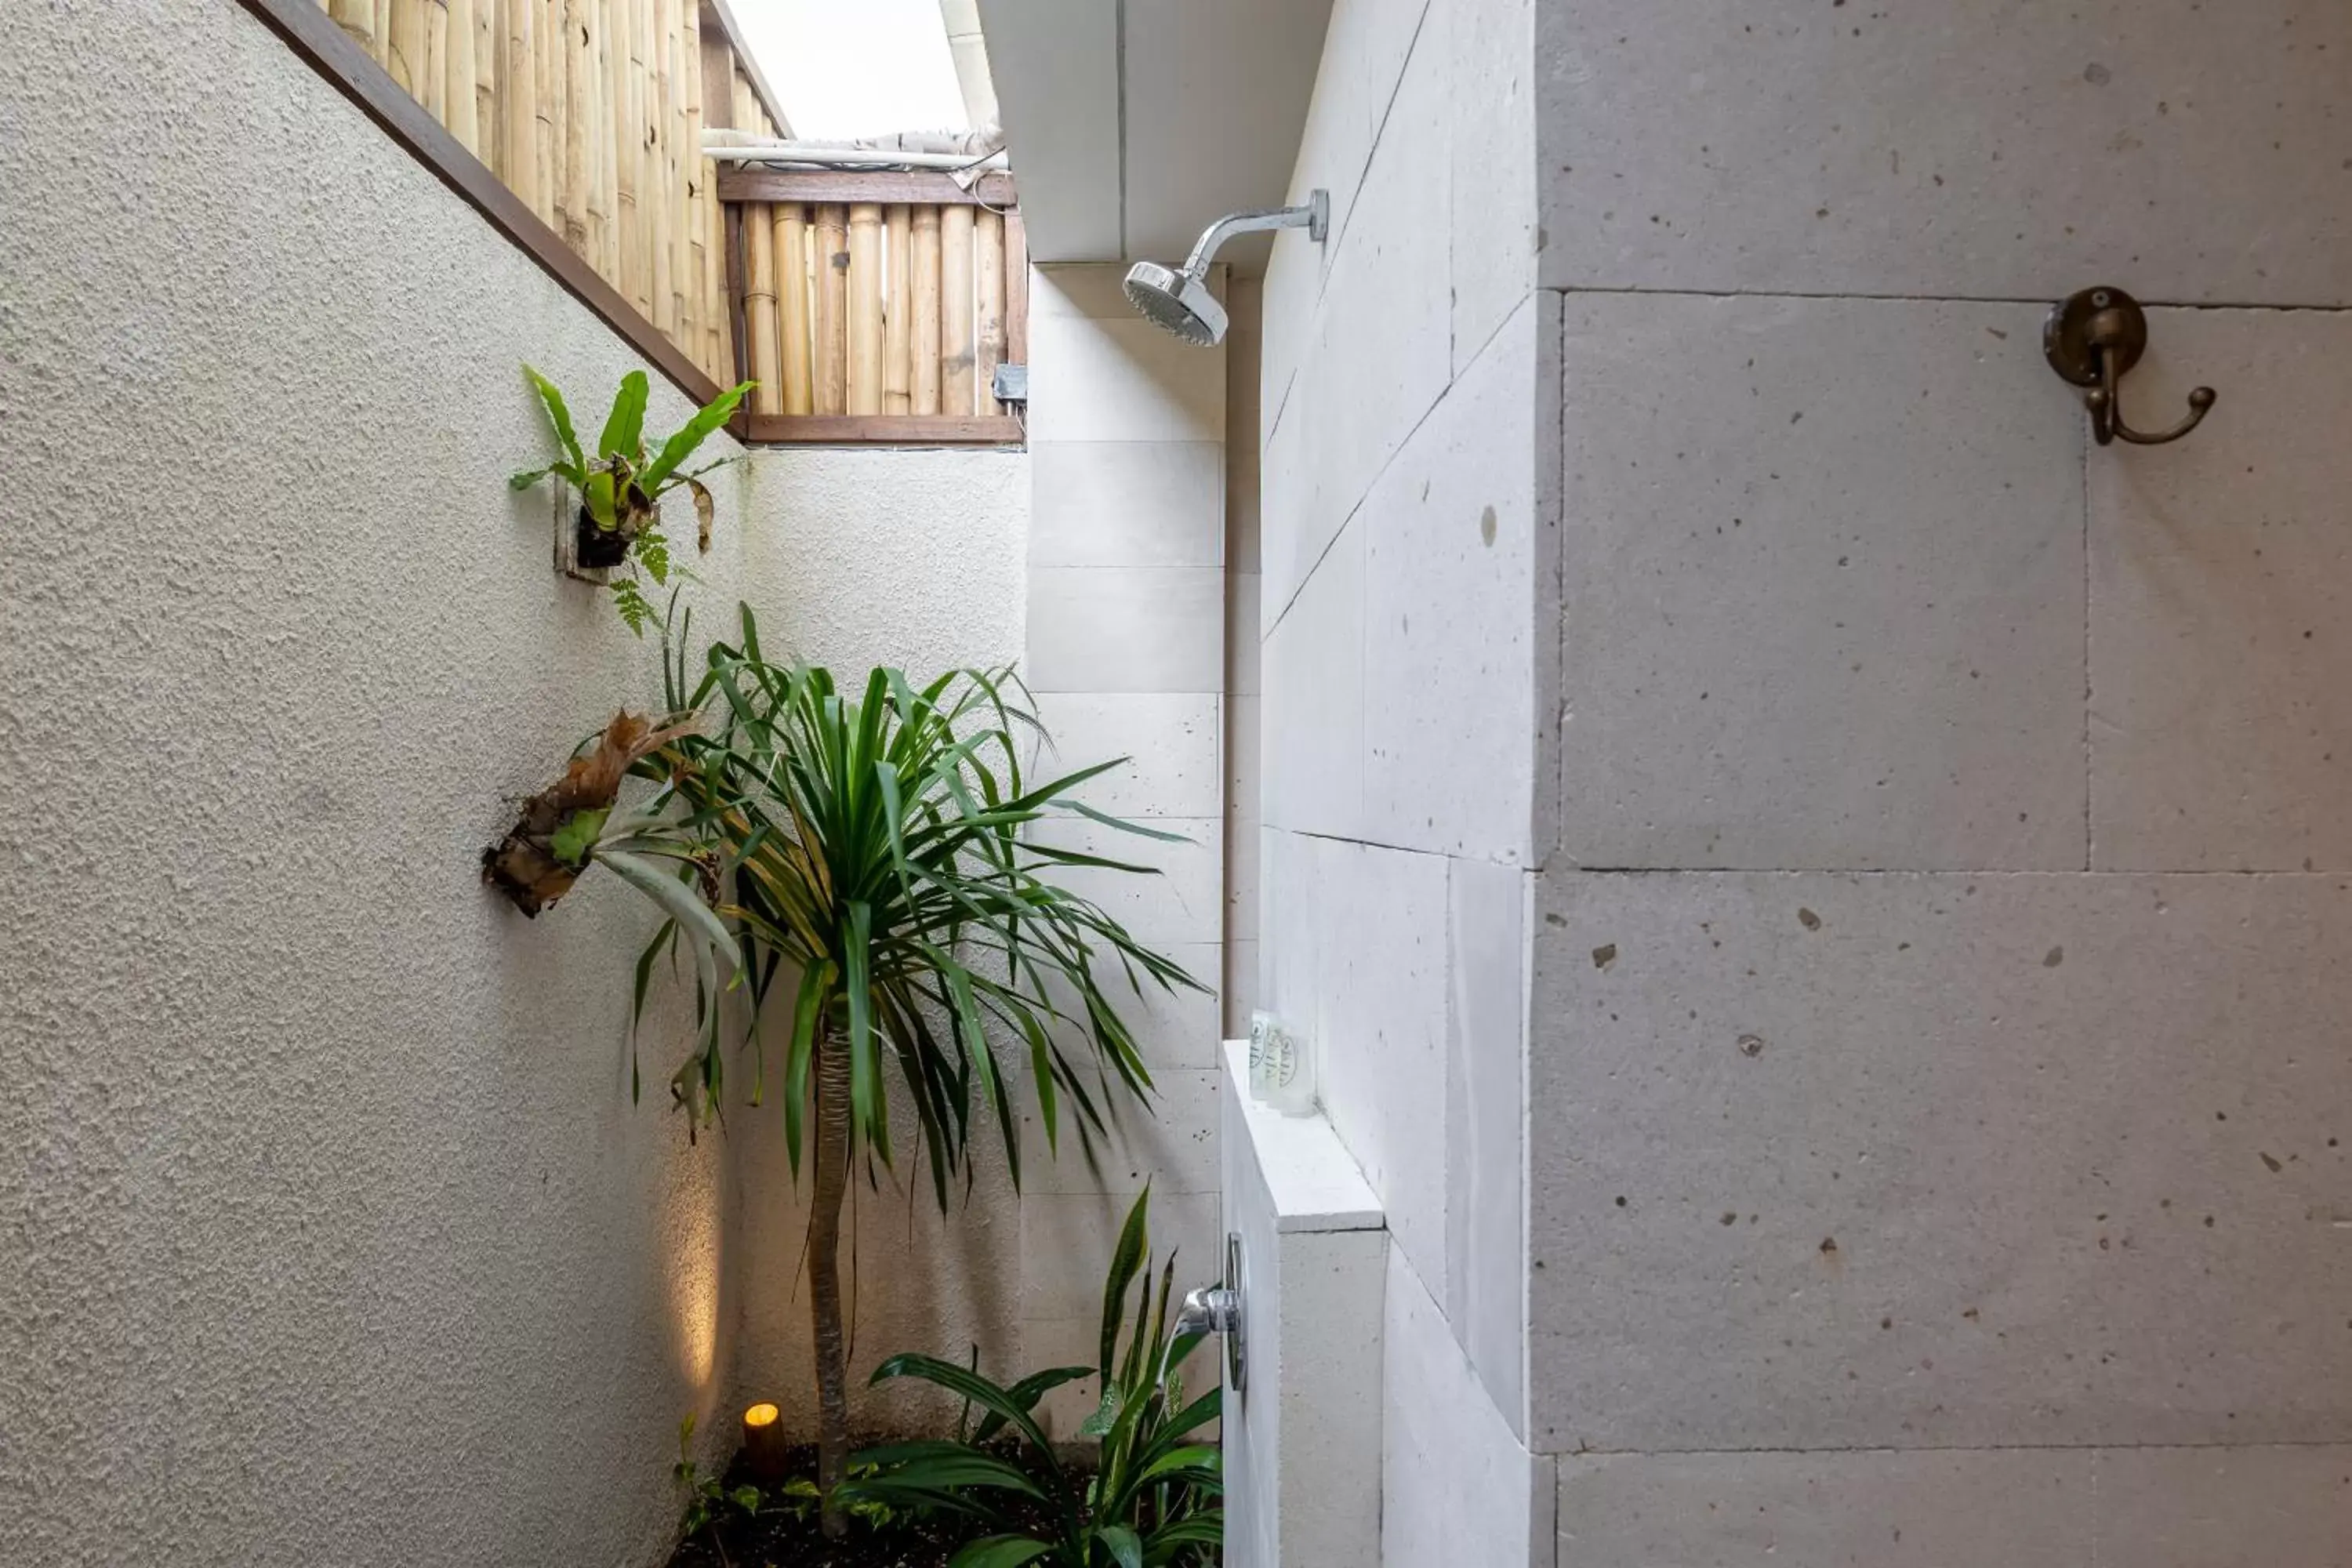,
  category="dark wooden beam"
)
[229,0,724,410]
[742,415,1025,447]
[716,169,1018,209]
